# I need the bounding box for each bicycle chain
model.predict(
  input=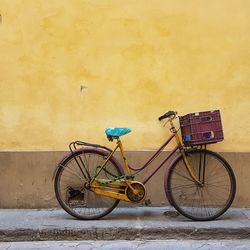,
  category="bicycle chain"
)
[94,166,134,185]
